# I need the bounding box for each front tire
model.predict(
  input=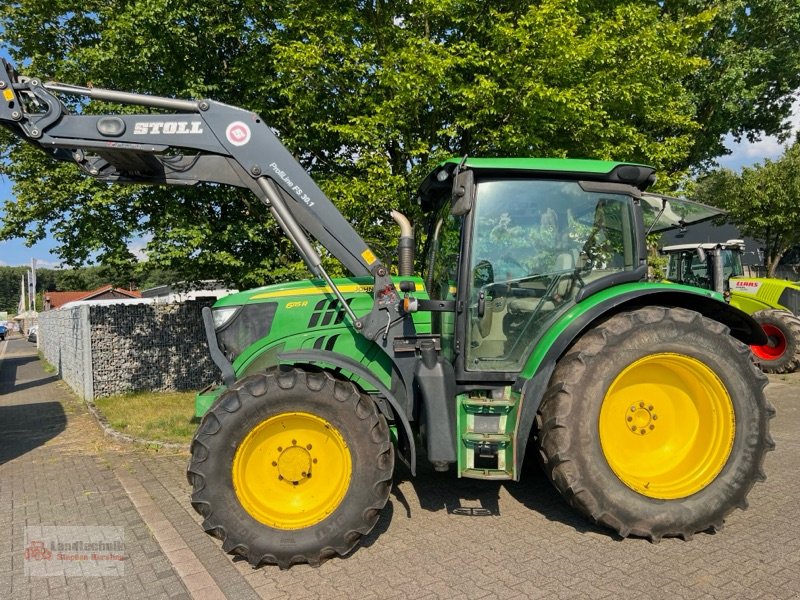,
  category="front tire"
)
[749,309,800,374]
[536,306,775,541]
[188,368,394,568]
